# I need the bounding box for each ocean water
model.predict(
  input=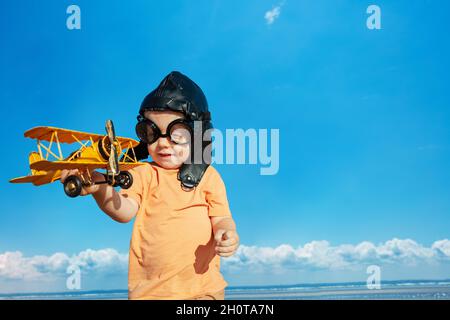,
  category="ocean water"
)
[1,280,449,300]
